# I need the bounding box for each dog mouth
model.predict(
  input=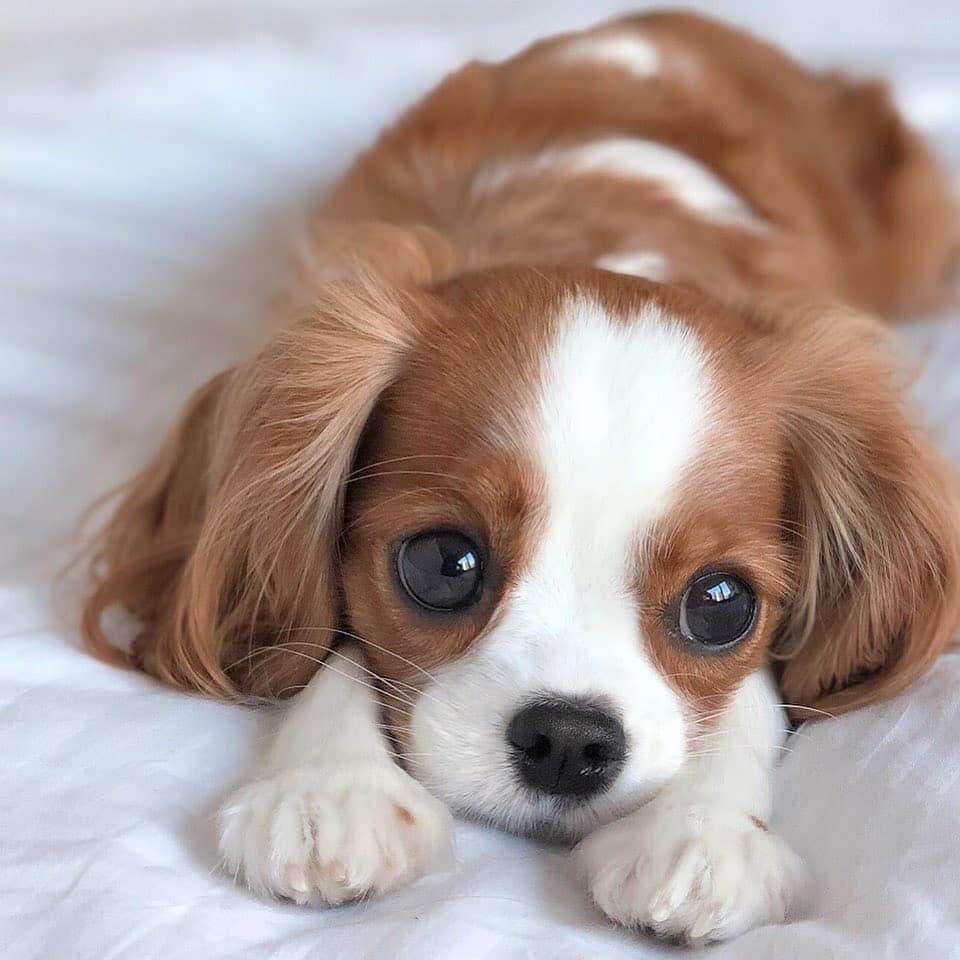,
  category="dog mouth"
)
[448,771,664,845]
[460,797,599,845]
